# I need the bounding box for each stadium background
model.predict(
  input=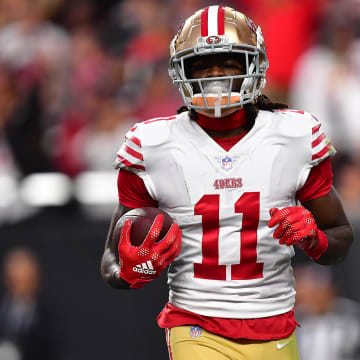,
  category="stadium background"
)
[0,0,359,359]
